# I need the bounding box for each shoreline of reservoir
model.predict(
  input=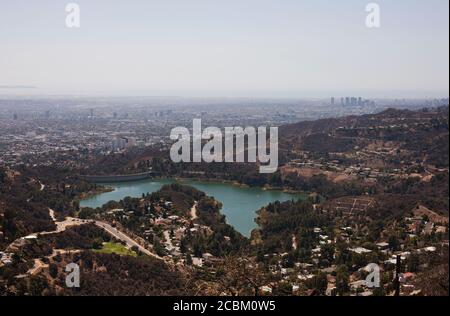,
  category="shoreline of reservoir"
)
[79,178,307,237]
